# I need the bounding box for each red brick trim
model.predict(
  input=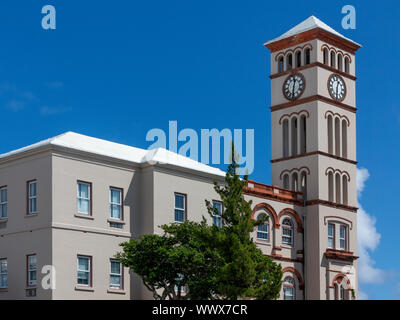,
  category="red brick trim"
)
[251,203,279,228]
[306,199,358,213]
[324,249,358,262]
[324,110,350,126]
[274,43,313,61]
[271,151,357,165]
[325,167,351,181]
[282,266,304,289]
[279,167,310,180]
[331,273,352,289]
[279,110,310,125]
[278,208,303,233]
